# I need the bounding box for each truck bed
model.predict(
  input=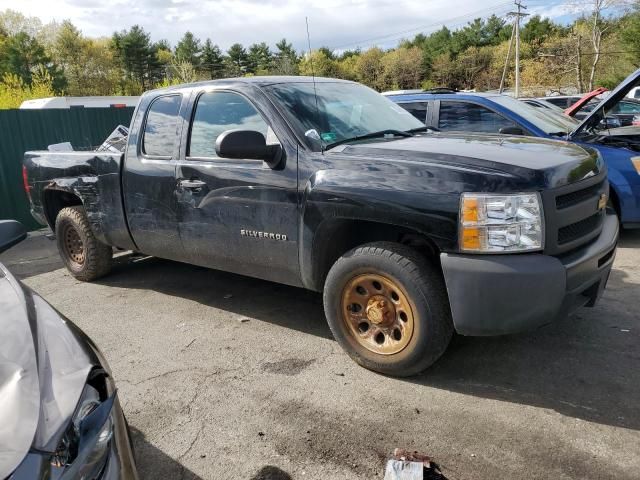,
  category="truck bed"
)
[23,151,135,250]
